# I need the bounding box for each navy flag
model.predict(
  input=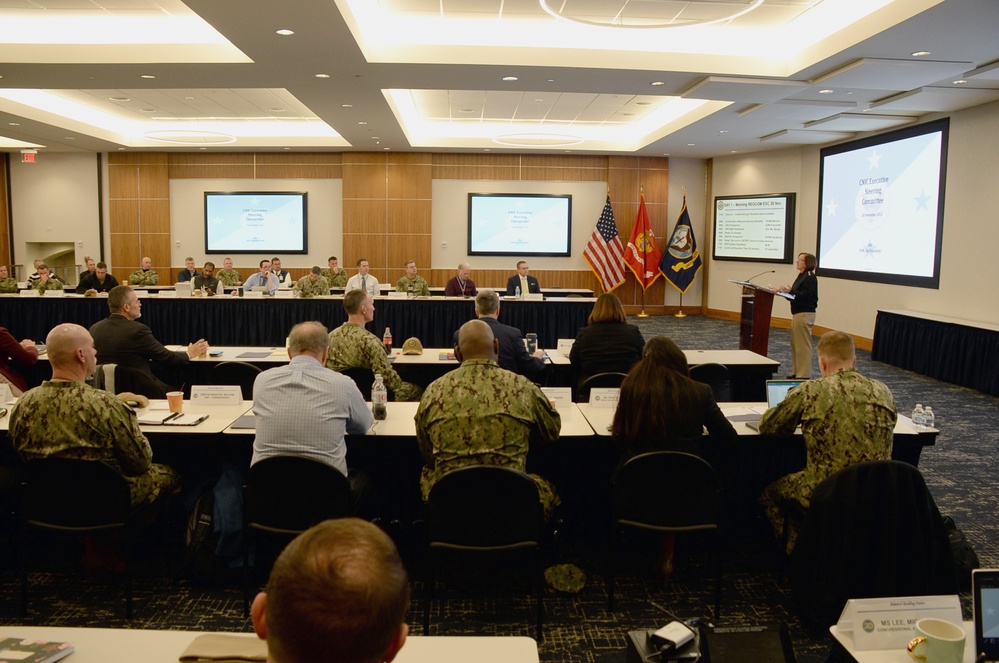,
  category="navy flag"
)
[660,196,702,294]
